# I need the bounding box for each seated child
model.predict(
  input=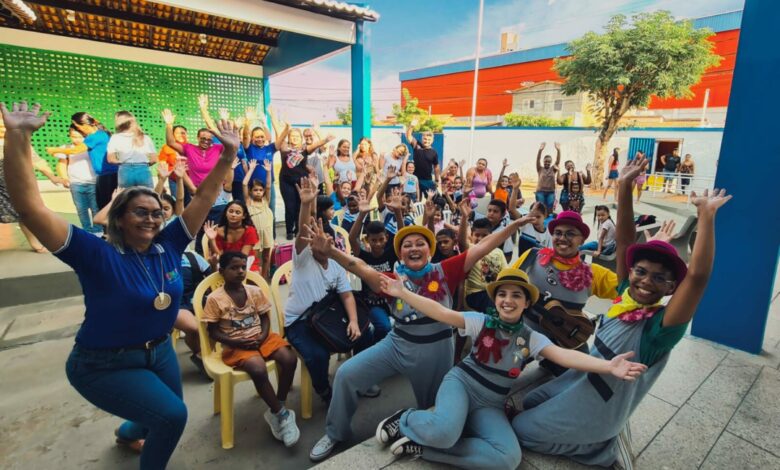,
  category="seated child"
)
[579,205,616,257]
[463,218,507,313]
[202,251,300,447]
[431,228,457,263]
[515,202,552,257]
[374,268,647,469]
